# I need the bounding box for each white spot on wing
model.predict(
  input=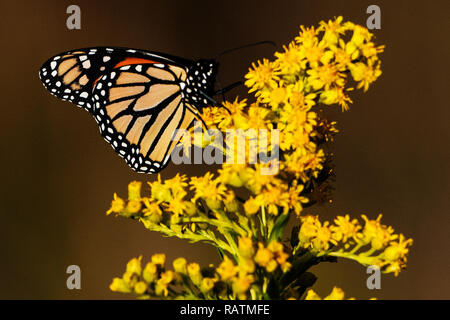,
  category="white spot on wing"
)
[82,60,91,69]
